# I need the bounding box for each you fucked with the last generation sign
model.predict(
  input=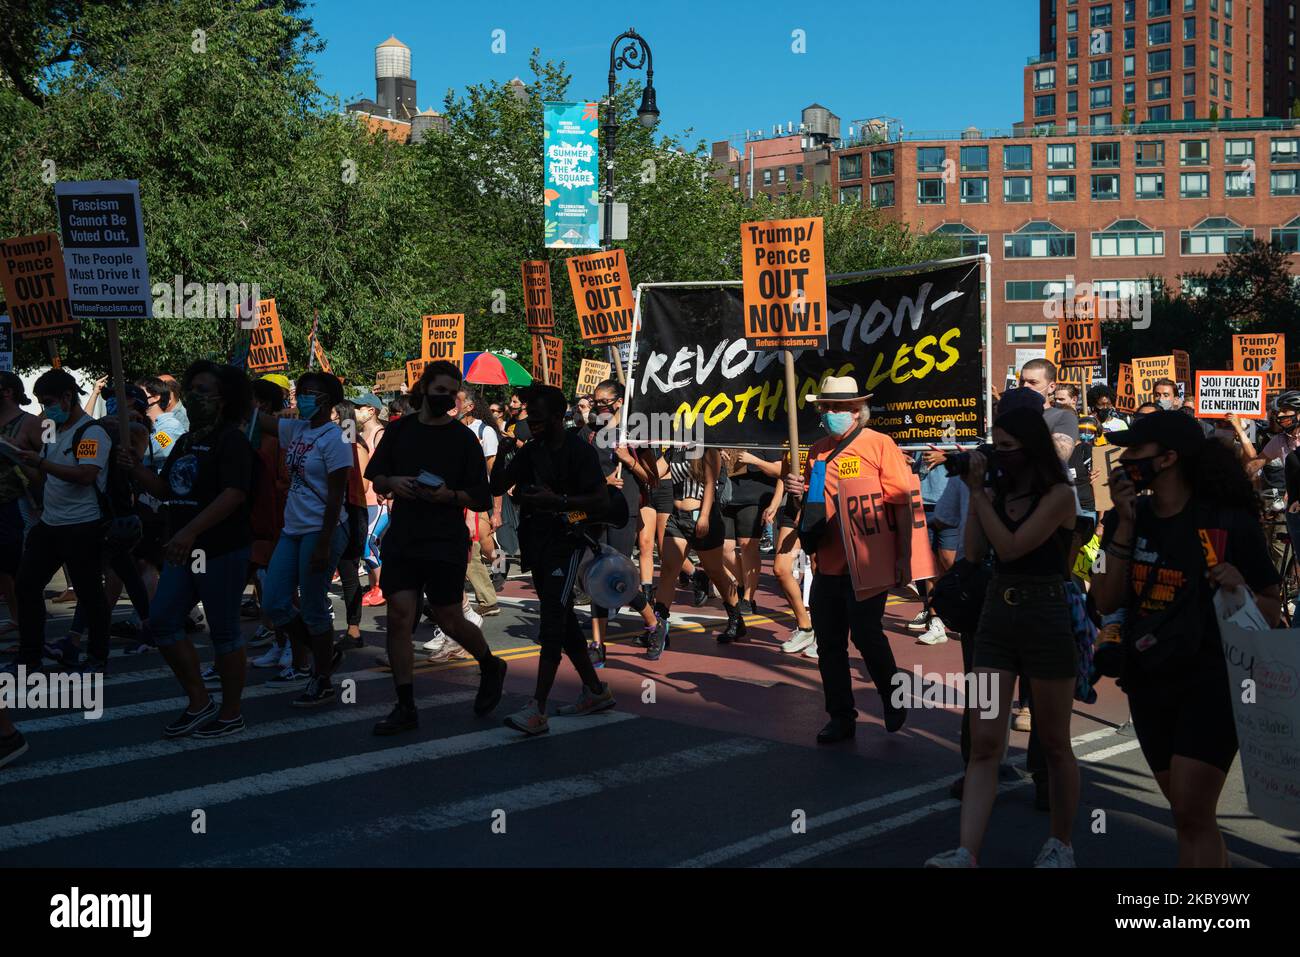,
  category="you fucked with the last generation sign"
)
[54,179,152,320]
